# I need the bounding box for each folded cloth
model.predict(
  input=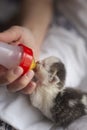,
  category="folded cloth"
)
[65,115,87,130]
